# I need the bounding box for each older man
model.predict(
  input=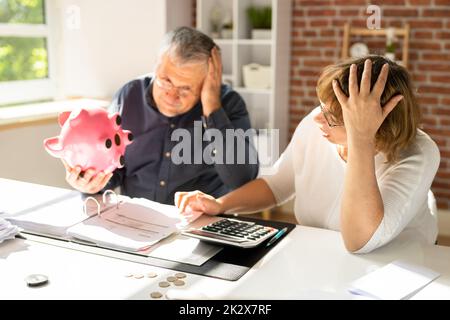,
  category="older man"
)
[63,27,259,205]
